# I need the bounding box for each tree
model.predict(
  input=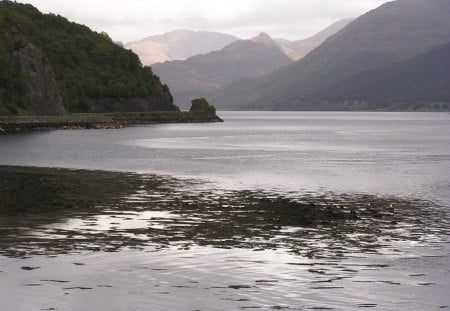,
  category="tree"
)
[190,98,216,114]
